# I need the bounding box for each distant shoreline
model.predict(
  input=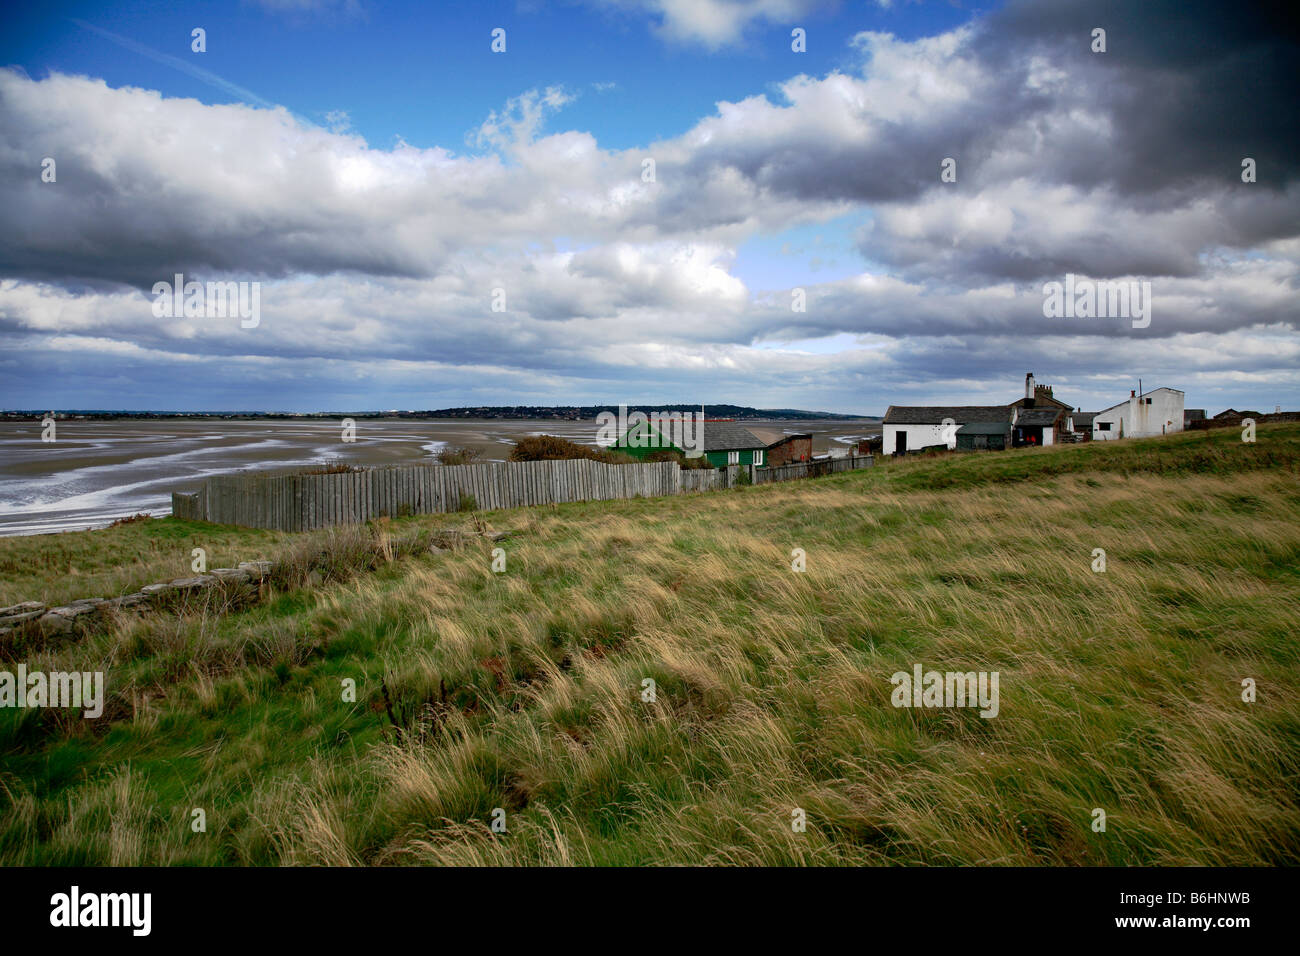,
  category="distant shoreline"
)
[0,417,882,537]
[3,409,882,423]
